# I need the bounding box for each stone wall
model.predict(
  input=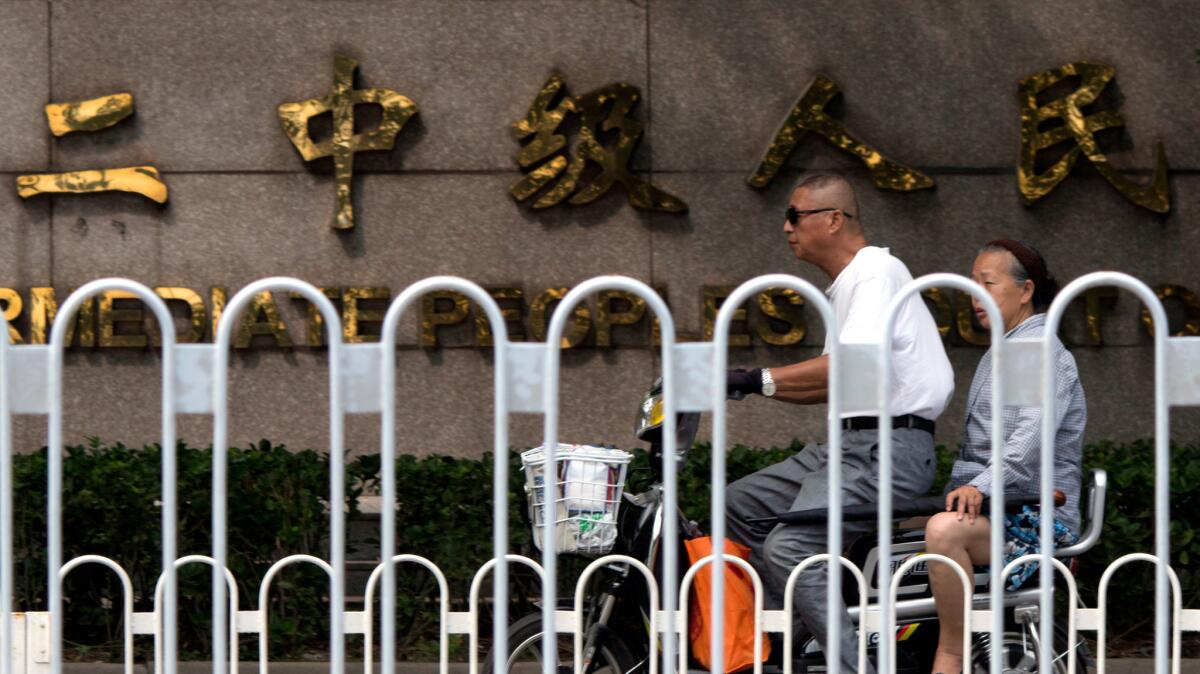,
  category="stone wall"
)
[2,1,1197,456]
